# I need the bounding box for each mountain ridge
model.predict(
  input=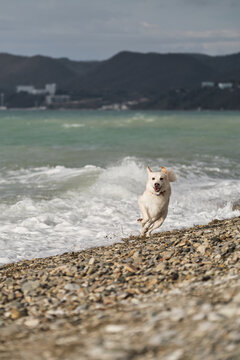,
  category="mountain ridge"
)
[68,50,240,98]
[0,51,239,102]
